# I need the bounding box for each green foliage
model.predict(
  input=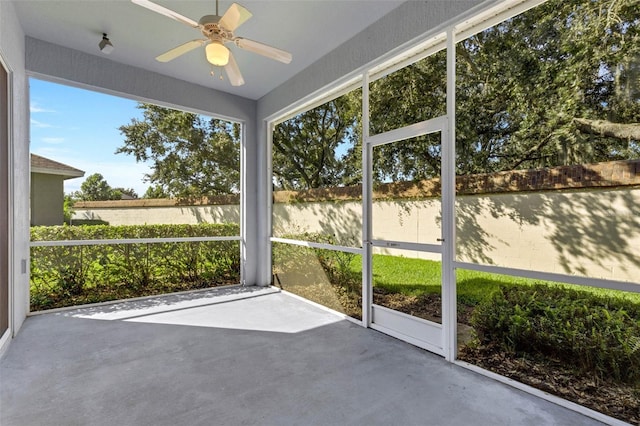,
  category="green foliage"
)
[455,0,640,173]
[78,173,121,201]
[30,223,240,310]
[272,91,362,190]
[272,233,361,315]
[310,234,360,295]
[472,284,640,384]
[272,0,640,190]
[113,187,138,199]
[143,185,169,199]
[117,104,240,199]
[63,195,75,224]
